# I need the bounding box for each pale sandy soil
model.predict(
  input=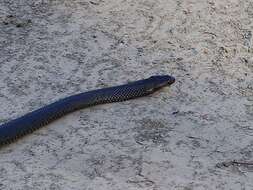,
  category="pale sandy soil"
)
[0,0,253,189]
